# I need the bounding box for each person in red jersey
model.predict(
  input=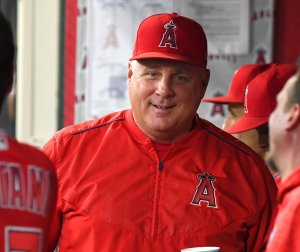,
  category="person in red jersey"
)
[202,64,271,163]
[43,13,277,252]
[225,64,297,187]
[0,11,57,252]
[265,68,300,251]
